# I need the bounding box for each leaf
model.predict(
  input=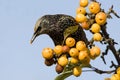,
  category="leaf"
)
[55,71,73,80]
[62,25,79,45]
[64,25,79,39]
